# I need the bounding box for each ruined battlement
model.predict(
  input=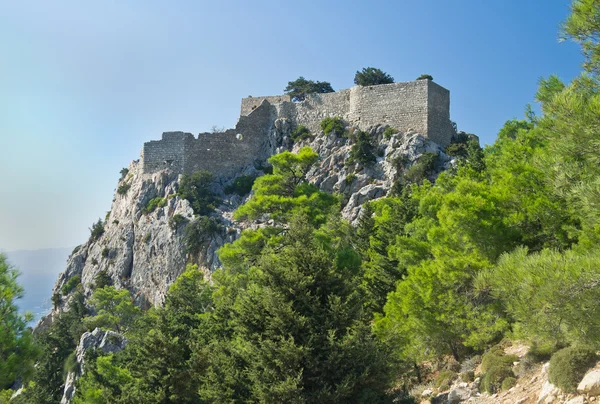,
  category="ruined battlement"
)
[142,79,454,177]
